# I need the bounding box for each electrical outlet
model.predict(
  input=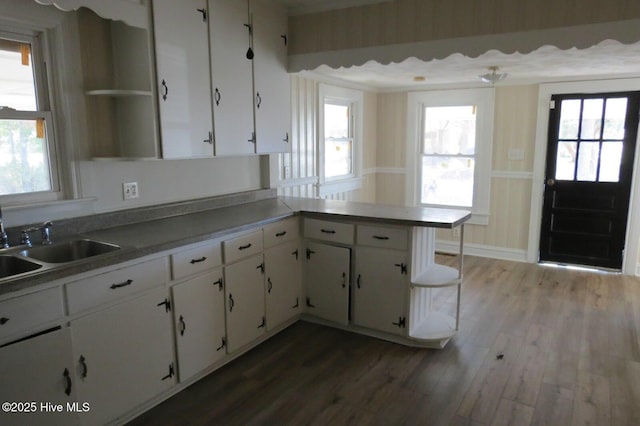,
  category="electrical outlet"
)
[123,182,139,200]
